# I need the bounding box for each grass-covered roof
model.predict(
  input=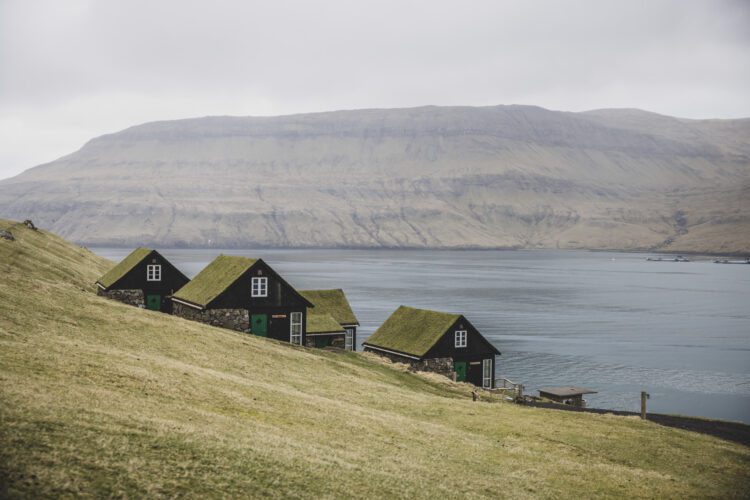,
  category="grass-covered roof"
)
[364,306,460,358]
[173,255,257,307]
[96,247,153,289]
[300,289,359,326]
[306,313,346,334]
